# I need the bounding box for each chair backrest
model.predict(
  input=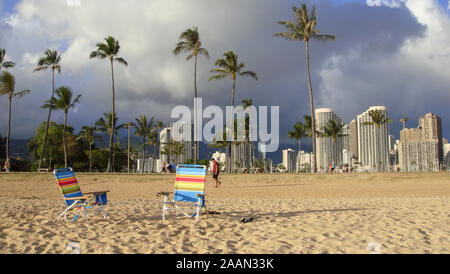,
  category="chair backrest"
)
[54,167,83,206]
[174,165,207,202]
